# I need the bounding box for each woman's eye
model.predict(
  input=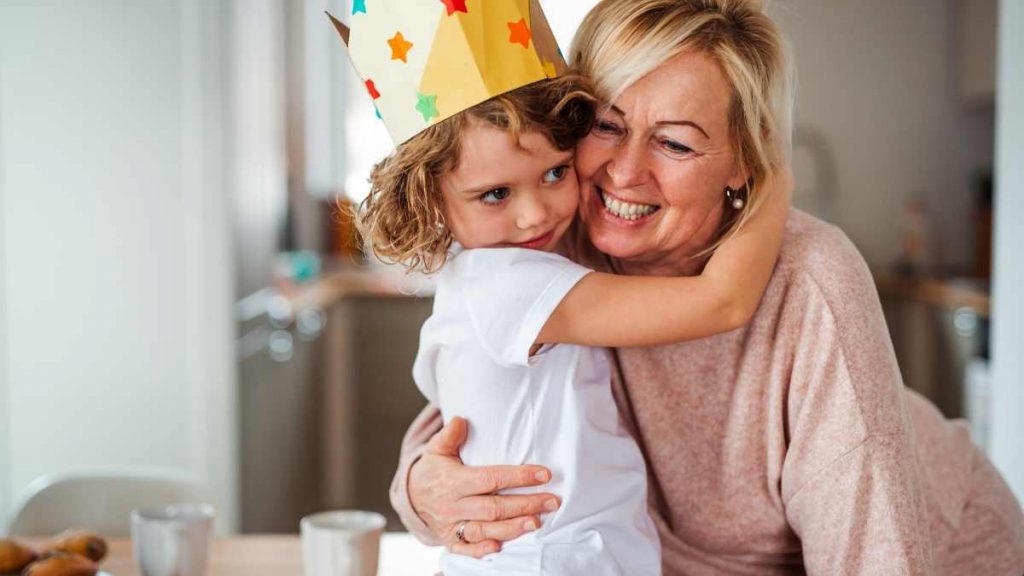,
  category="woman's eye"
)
[660,139,693,155]
[543,165,569,184]
[593,120,623,136]
[479,187,510,204]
